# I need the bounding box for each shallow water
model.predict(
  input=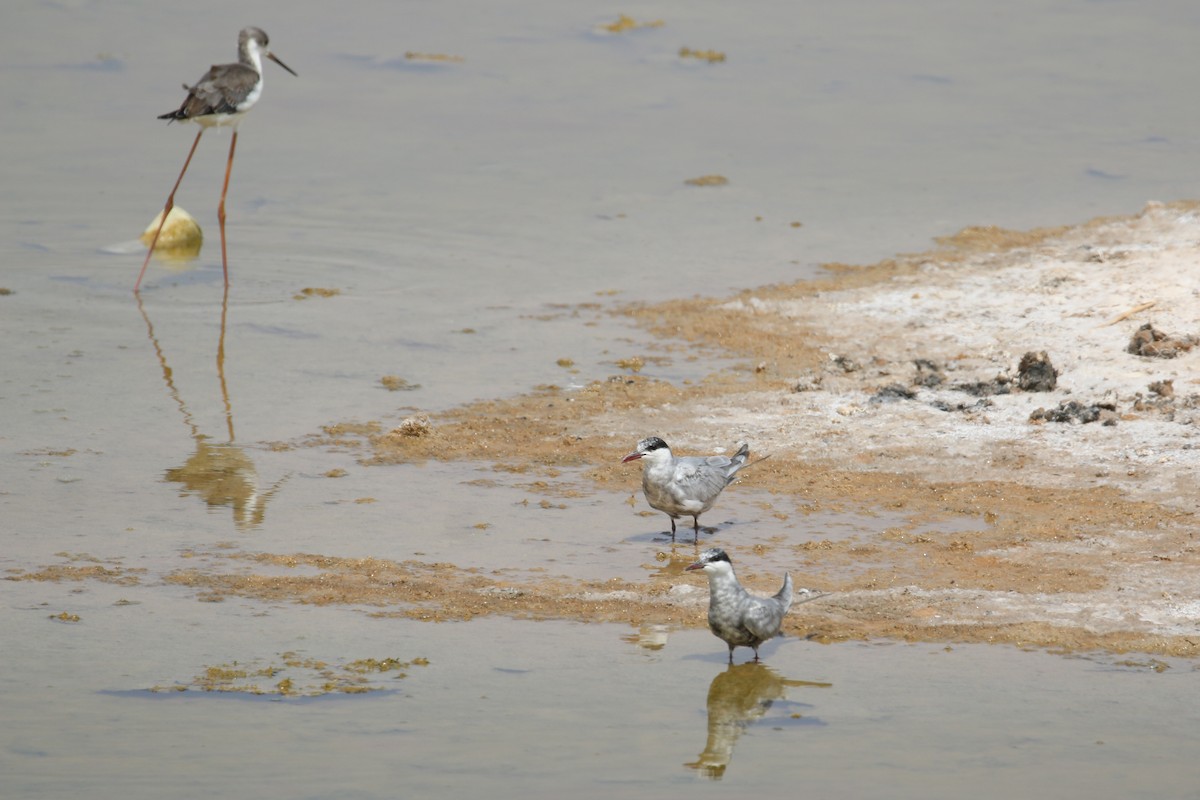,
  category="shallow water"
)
[4,605,1198,799]
[5,0,1200,796]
